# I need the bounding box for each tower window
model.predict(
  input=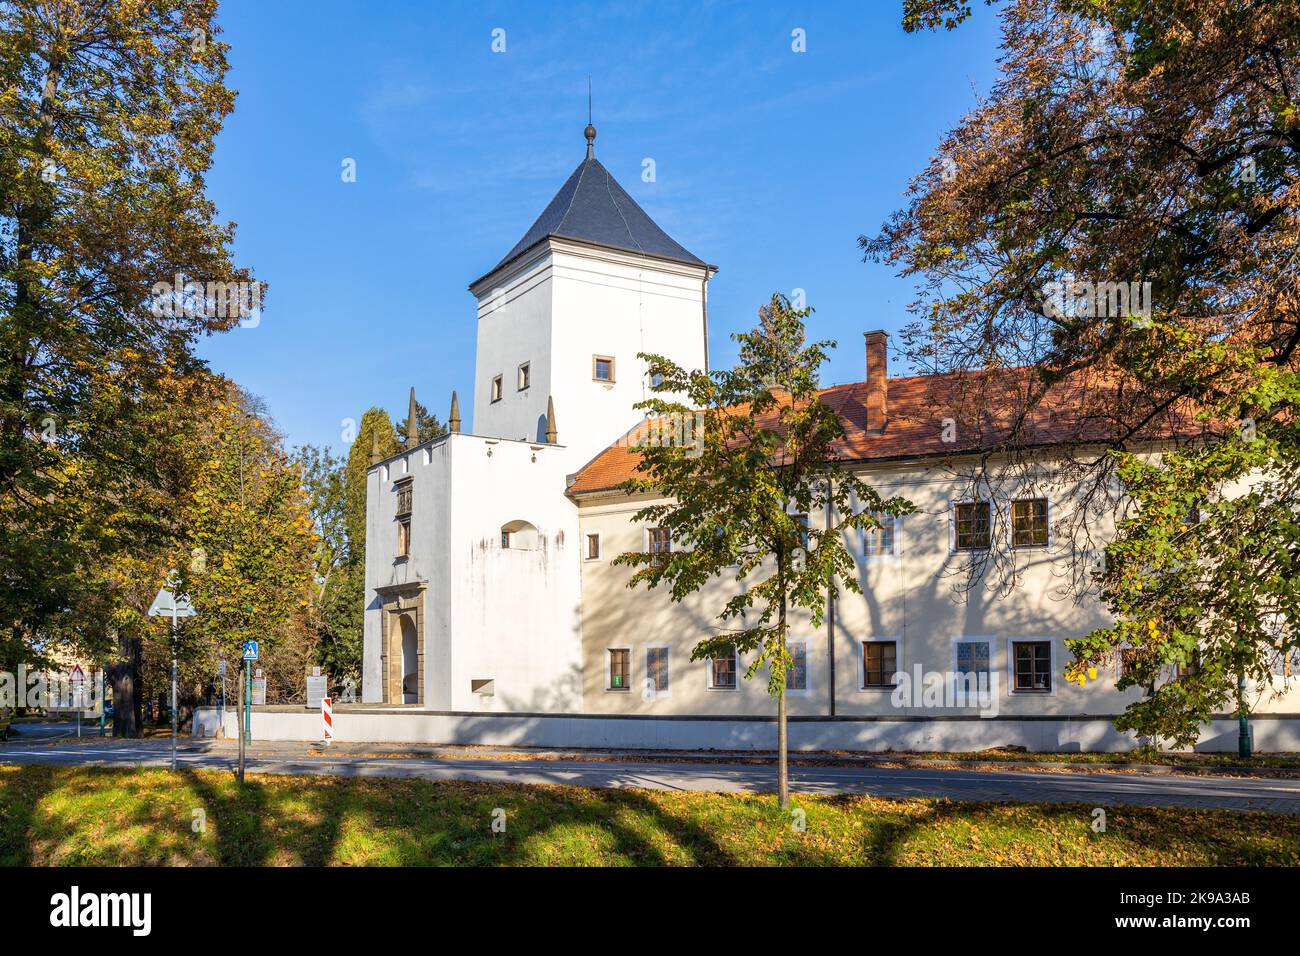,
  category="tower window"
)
[491,375,503,403]
[397,516,411,557]
[593,355,615,383]
[395,477,413,517]
[518,362,530,391]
